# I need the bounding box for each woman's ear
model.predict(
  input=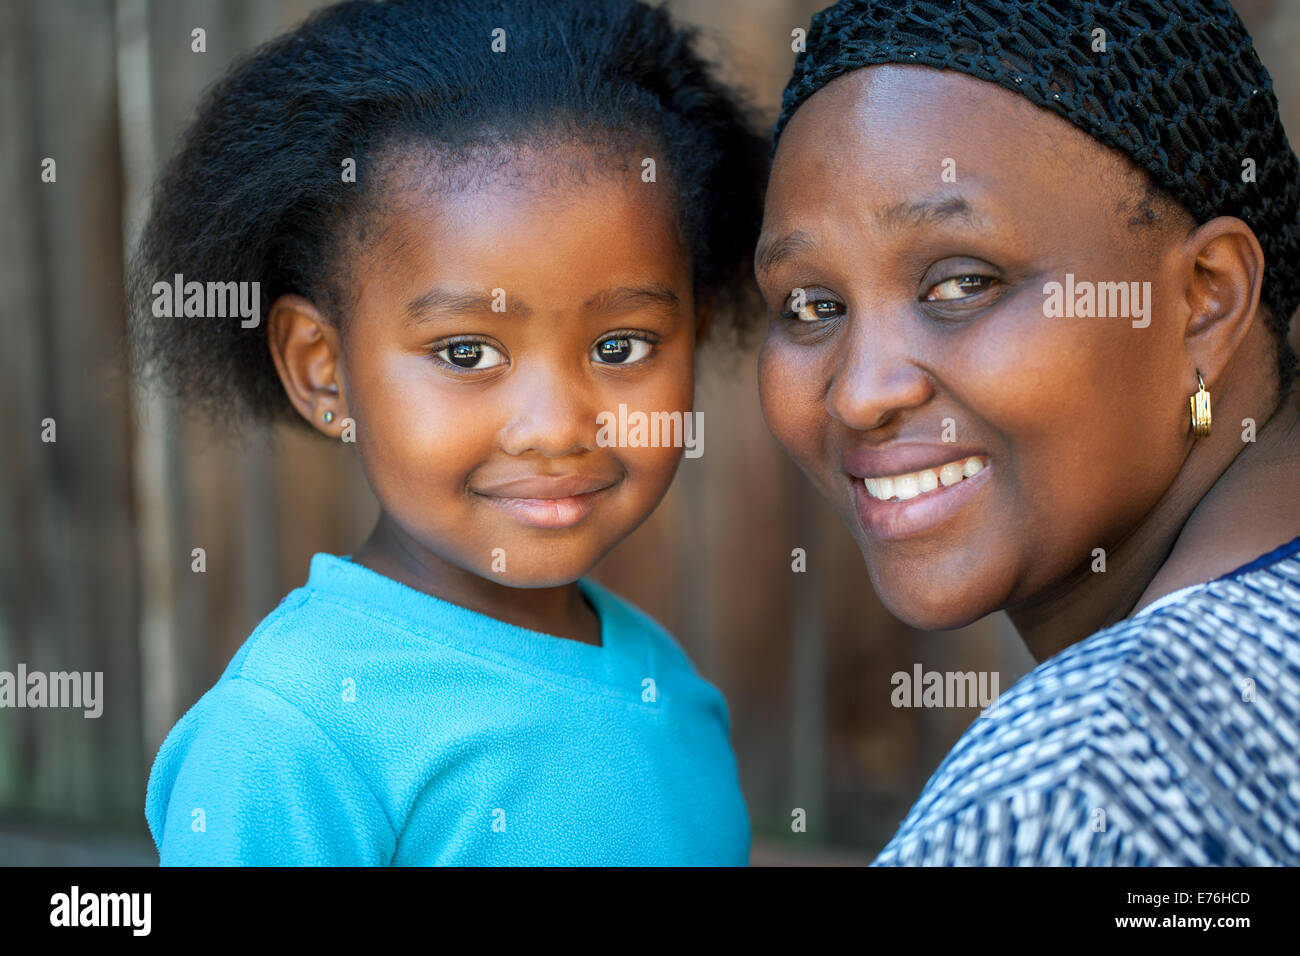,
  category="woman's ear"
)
[267,294,349,436]
[1180,215,1265,386]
